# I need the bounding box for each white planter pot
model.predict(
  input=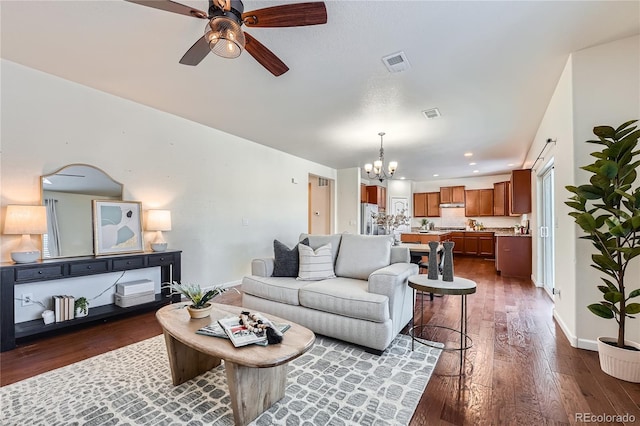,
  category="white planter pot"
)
[75,307,88,318]
[597,337,640,383]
